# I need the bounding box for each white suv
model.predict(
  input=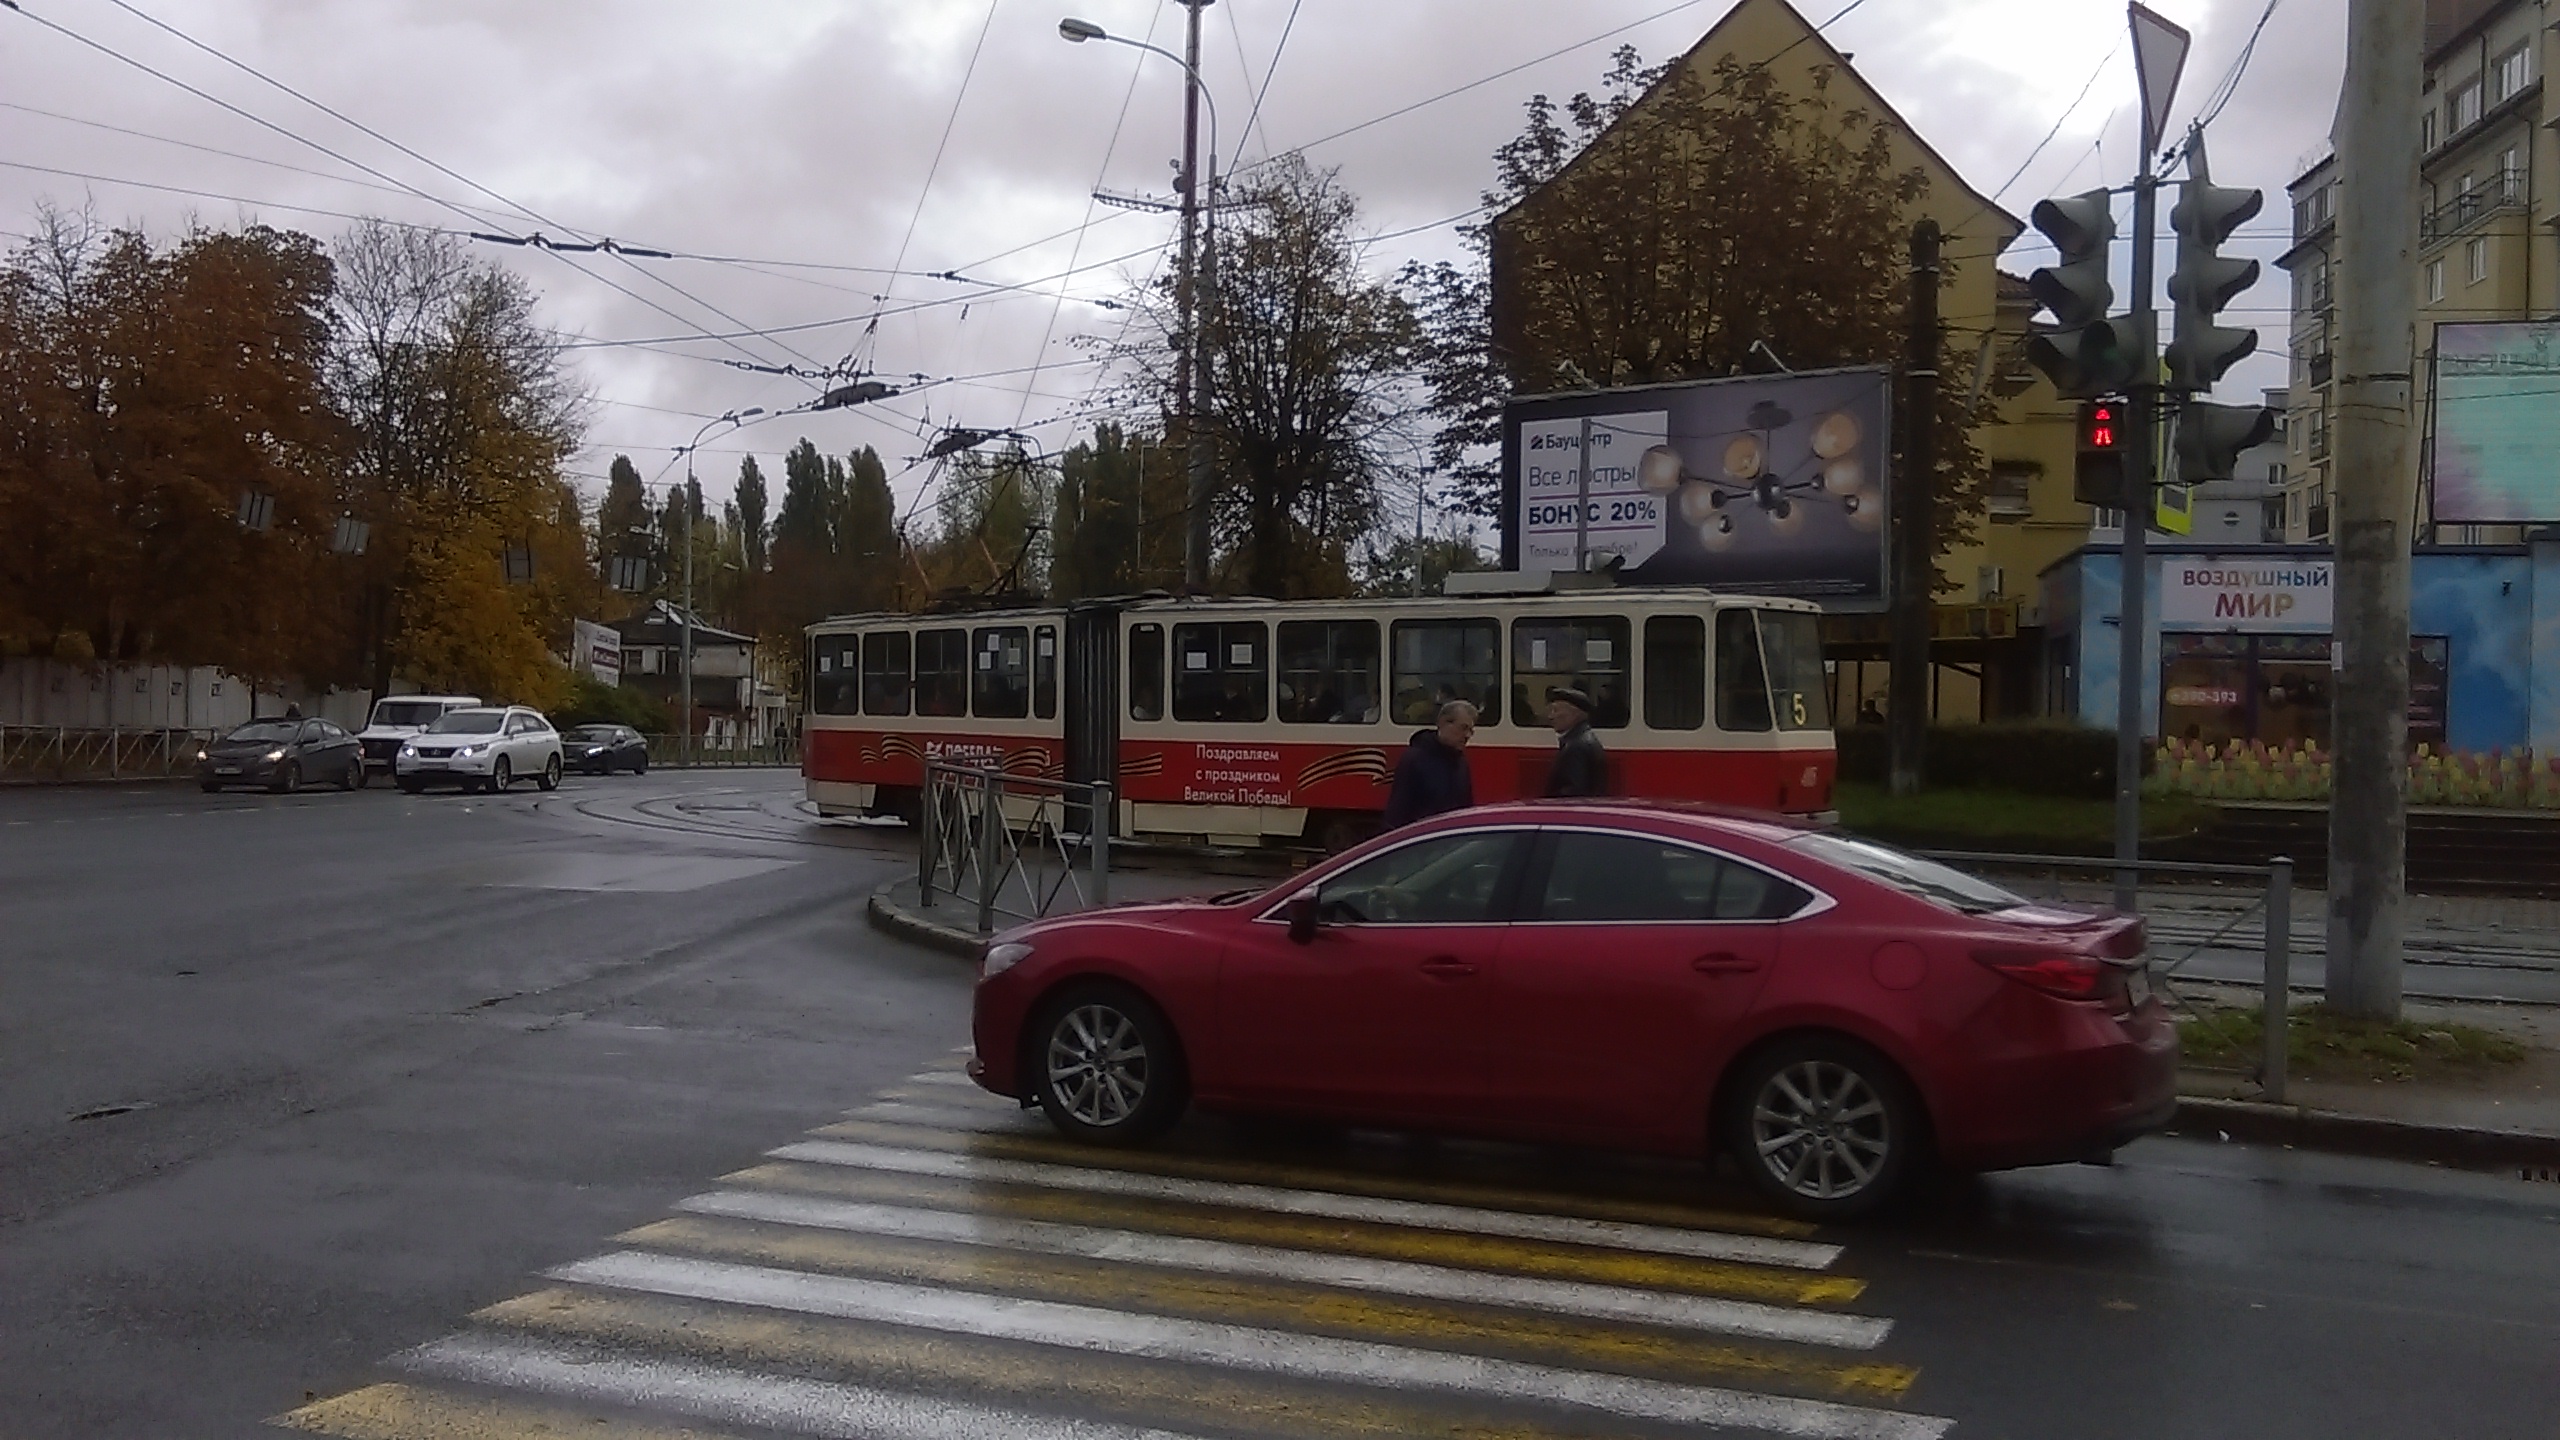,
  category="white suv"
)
[357,694,482,774]
[394,706,564,794]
